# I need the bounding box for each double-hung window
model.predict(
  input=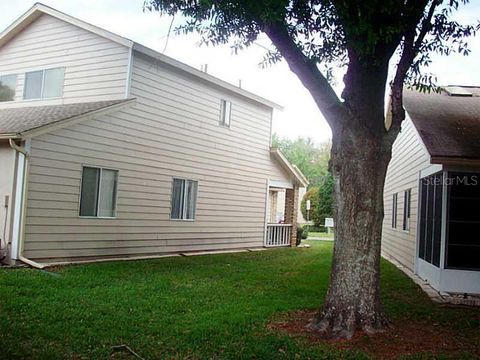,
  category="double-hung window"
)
[79,166,118,218]
[403,189,411,231]
[0,74,17,101]
[24,67,65,100]
[170,178,198,220]
[392,193,398,228]
[219,99,232,127]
